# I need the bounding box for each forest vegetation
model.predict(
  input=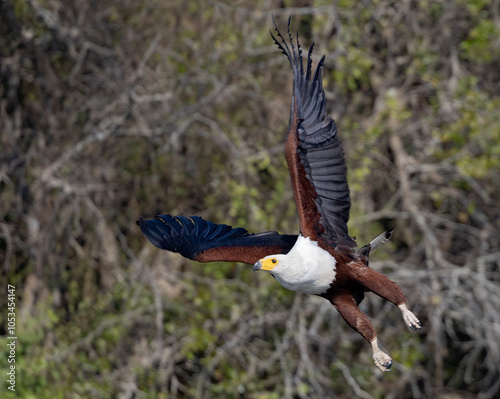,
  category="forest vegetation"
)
[1,0,500,398]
